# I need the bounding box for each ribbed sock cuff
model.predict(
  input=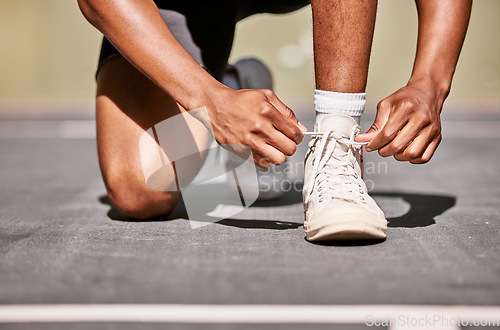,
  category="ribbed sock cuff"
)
[314,89,366,117]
